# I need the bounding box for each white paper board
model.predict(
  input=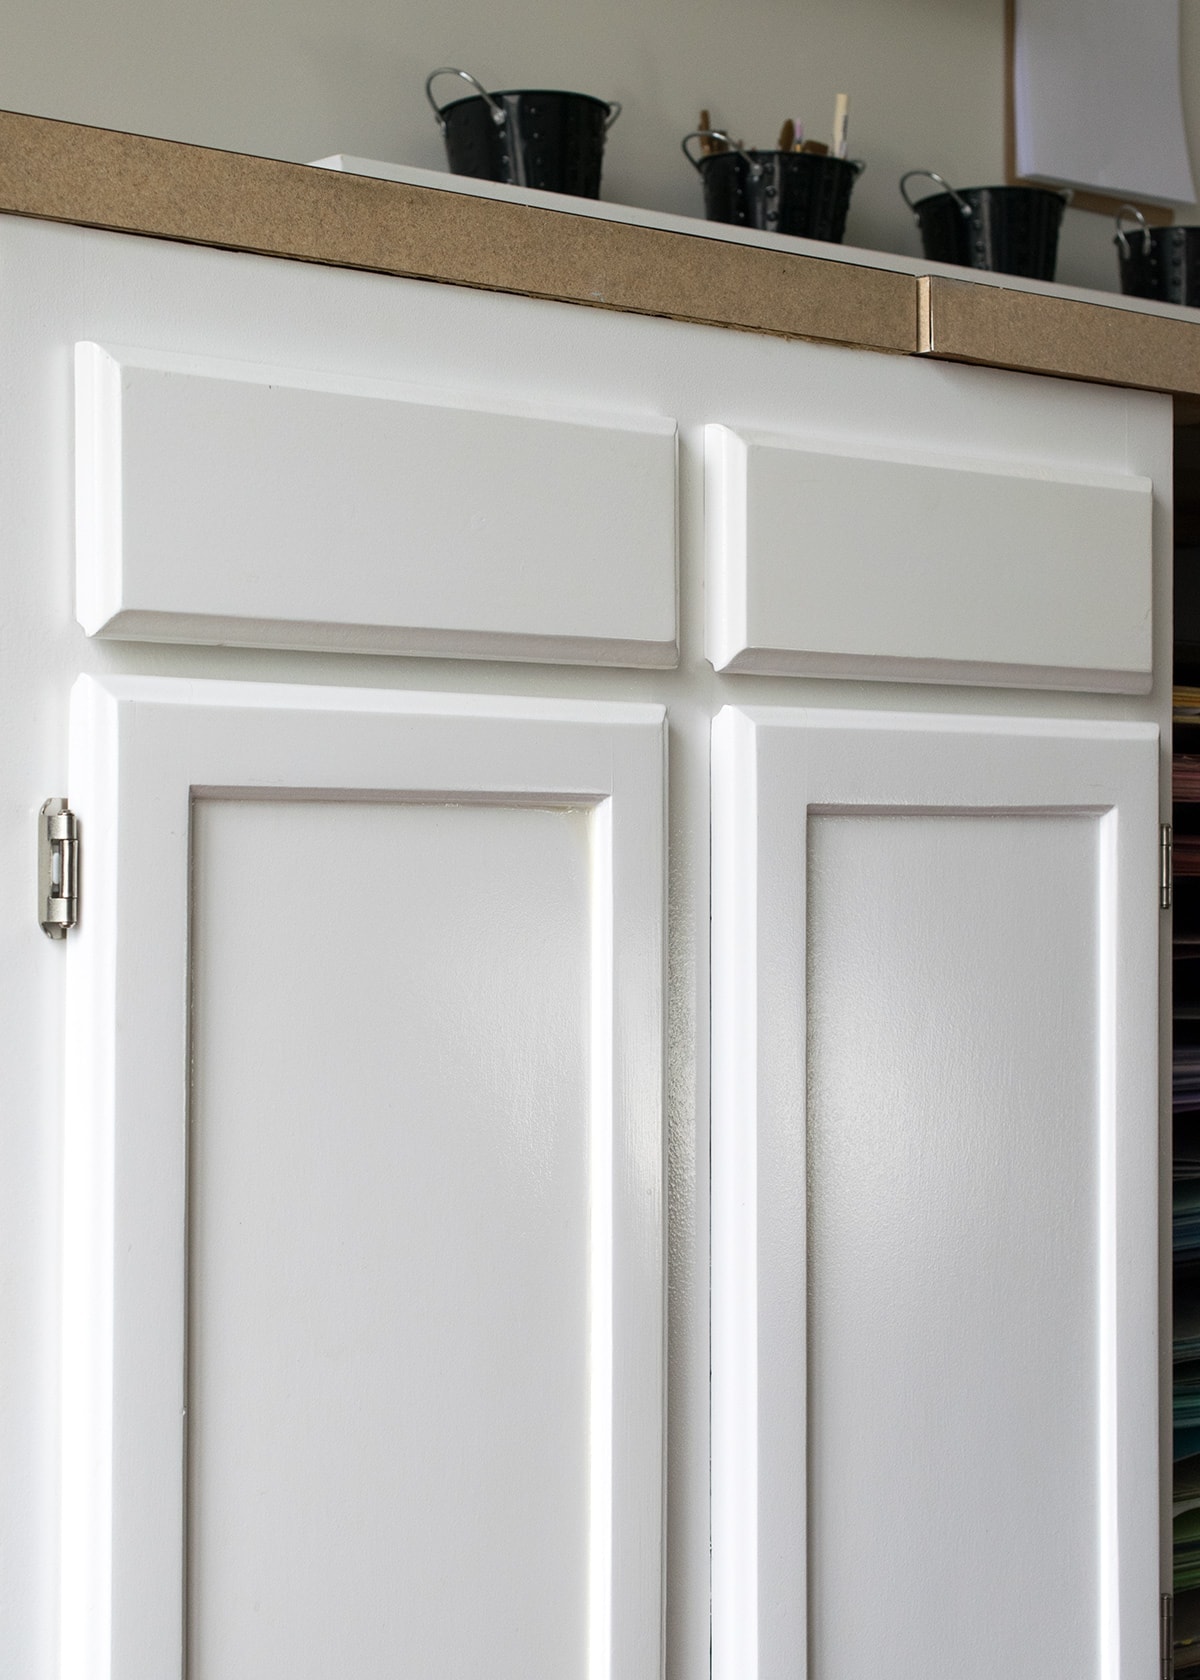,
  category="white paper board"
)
[1014,0,1195,206]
